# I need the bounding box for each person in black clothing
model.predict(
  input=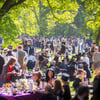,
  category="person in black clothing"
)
[28,40,35,56]
[41,40,45,50]
[83,62,92,80]
[23,38,28,52]
[72,86,89,100]
[91,74,100,100]
[76,52,82,61]
[73,77,81,92]
[40,84,57,100]
[60,59,67,69]
[61,73,71,100]
[54,54,59,64]
[39,52,44,62]
[53,79,64,100]
[6,51,13,56]
[91,42,96,53]
[88,51,93,71]
[0,55,5,75]
[46,39,50,48]
[72,40,75,54]
[61,39,66,55]
[50,41,54,53]
[39,52,45,68]
[7,45,14,56]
